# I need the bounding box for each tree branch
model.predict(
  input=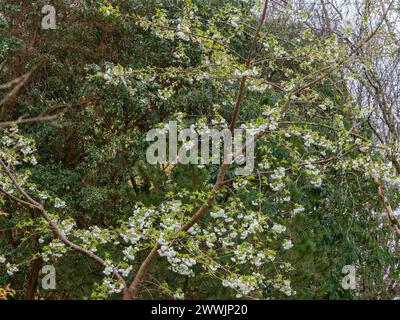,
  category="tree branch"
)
[0,159,127,289]
[124,0,270,300]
